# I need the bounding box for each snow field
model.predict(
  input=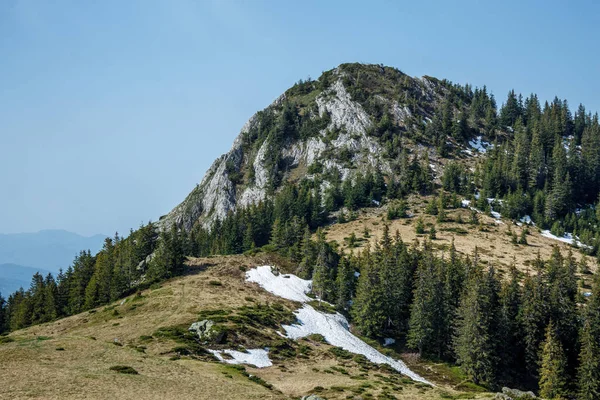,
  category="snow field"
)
[245,266,431,385]
[208,349,273,368]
